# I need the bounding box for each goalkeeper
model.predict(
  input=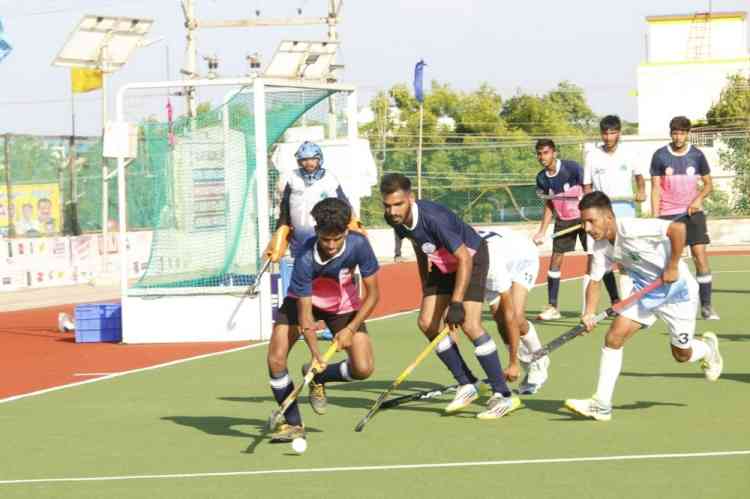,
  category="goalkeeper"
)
[268,141,360,261]
[266,141,363,337]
